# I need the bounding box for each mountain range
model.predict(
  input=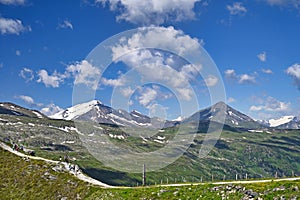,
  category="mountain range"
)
[0,100,299,129]
[49,100,300,130]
